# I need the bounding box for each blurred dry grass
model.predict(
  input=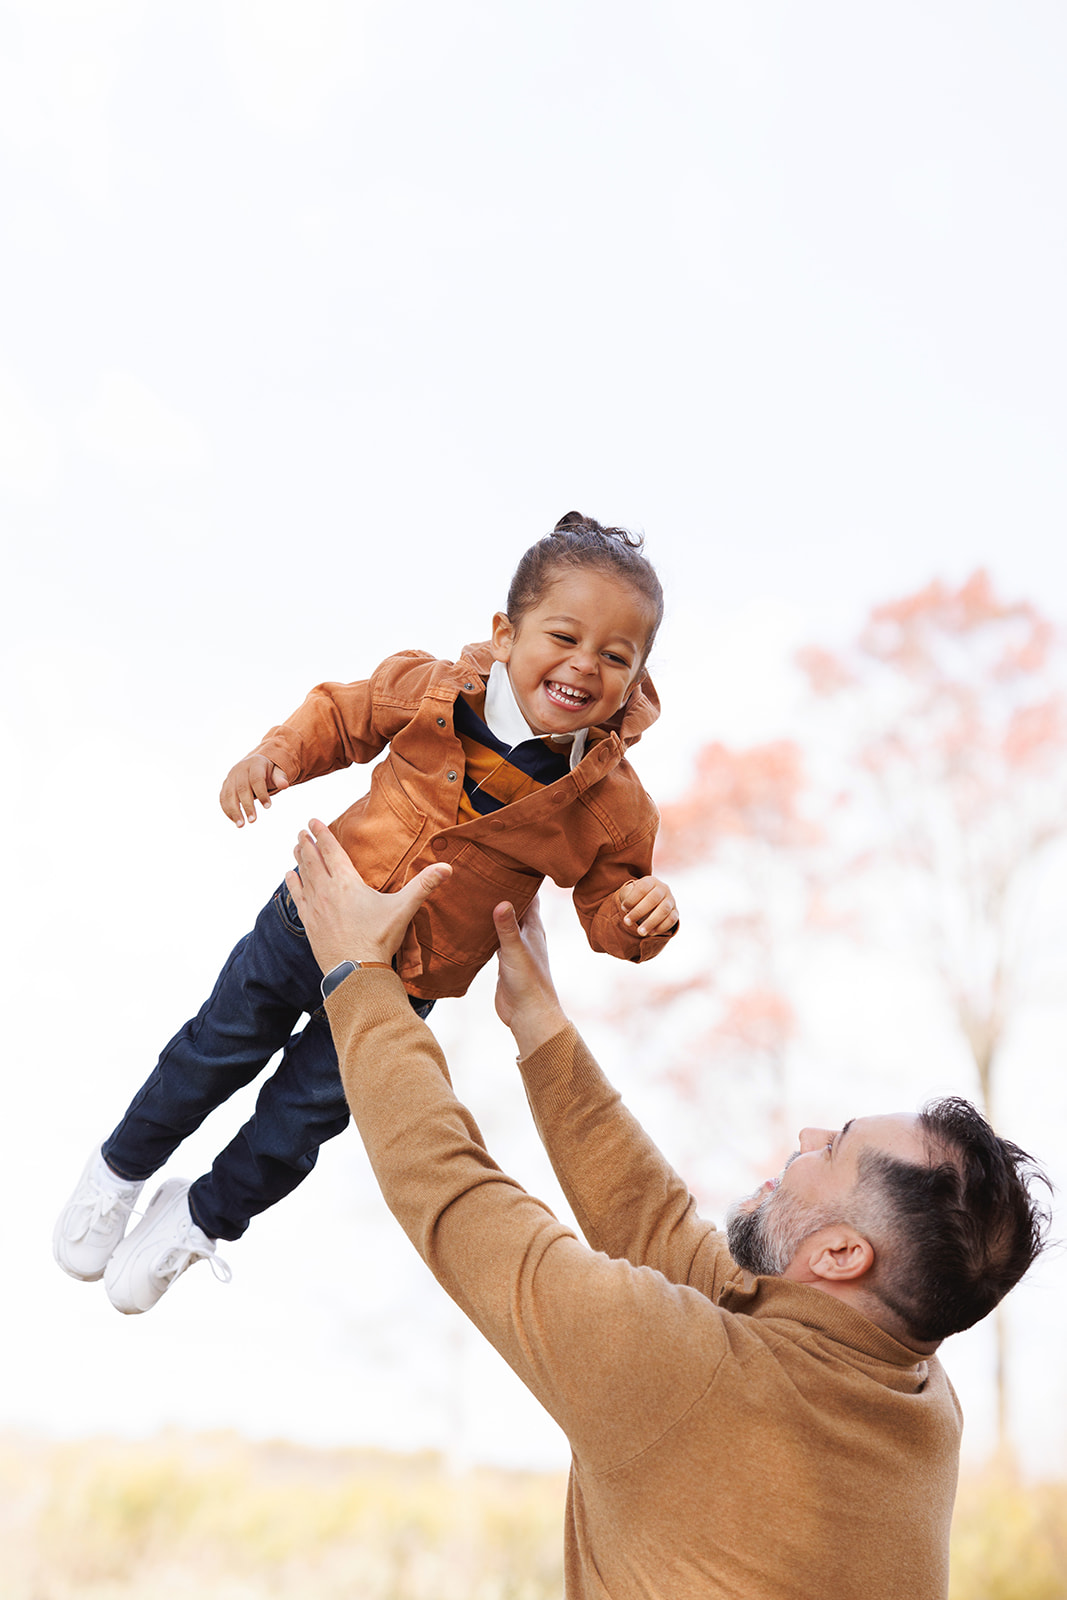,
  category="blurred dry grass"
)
[3,1431,1067,1599]
[0,1432,565,1599]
